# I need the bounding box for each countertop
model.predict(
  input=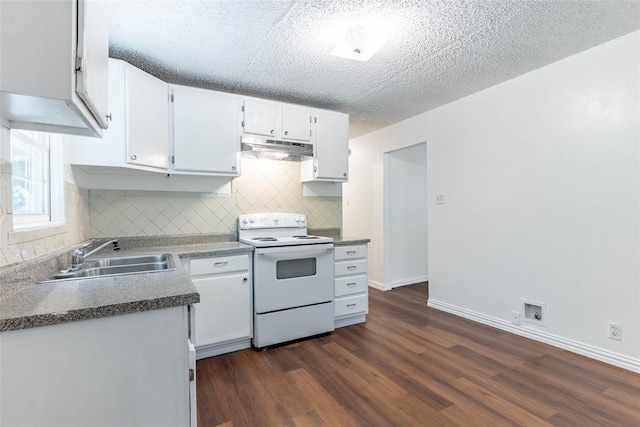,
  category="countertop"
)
[332,237,371,246]
[0,241,253,332]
